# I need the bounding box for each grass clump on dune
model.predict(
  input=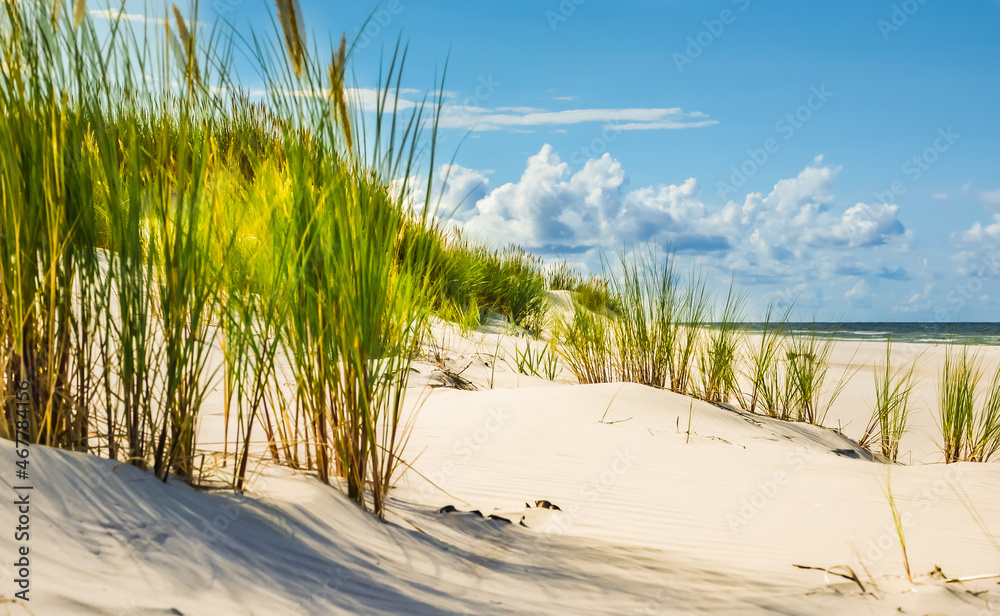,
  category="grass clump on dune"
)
[546,261,619,315]
[939,347,980,463]
[474,245,548,333]
[549,250,852,429]
[605,245,678,389]
[556,300,615,384]
[734,302,789,415]
[939,346,1000,463]
[746,318,853,426]
[0,0,448,517]
[423,232,550,333]
[554,245,712,397]
[697,281,746,405]
[859,339,918,462]
[784,327,854,425]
